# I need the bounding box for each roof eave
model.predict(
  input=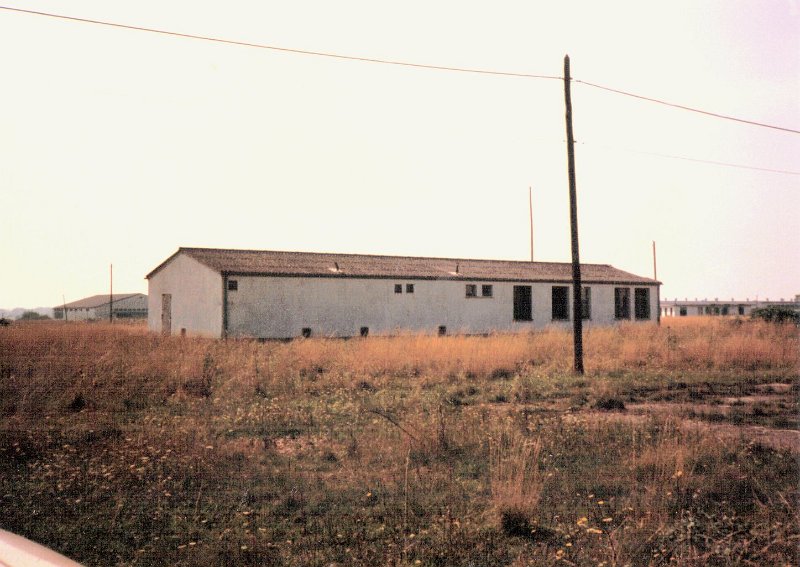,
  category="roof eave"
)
[220,270,659,286]
[145,248,186,280]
